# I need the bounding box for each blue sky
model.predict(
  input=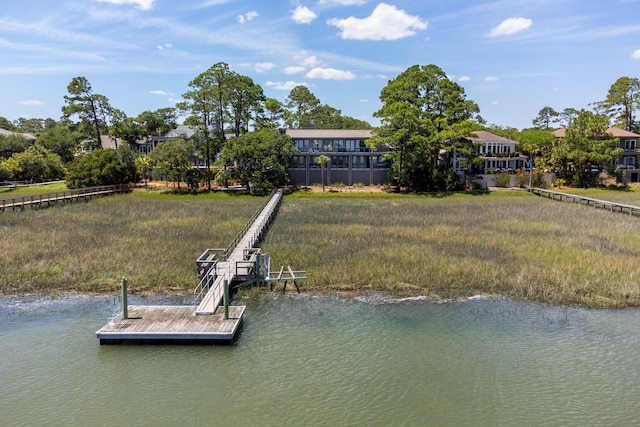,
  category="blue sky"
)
[1,0,639,130]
